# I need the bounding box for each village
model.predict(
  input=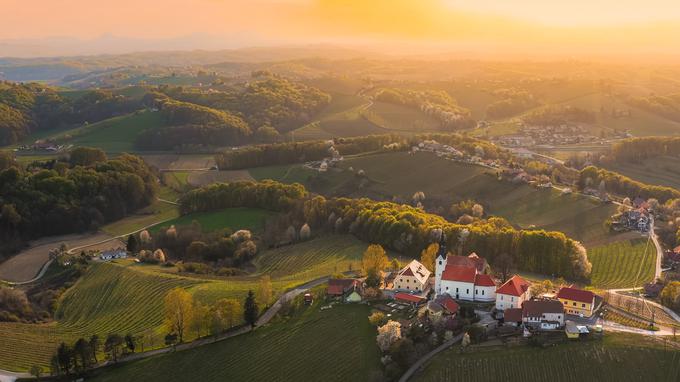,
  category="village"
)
[493,122,631,148]
[315,246,605,366]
